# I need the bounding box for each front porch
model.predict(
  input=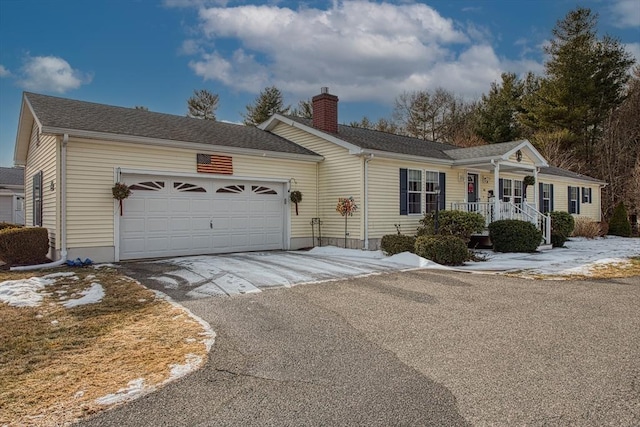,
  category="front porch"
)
[451,201,552,245]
